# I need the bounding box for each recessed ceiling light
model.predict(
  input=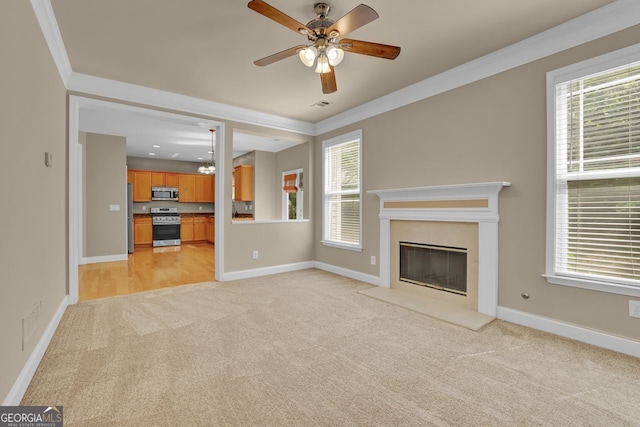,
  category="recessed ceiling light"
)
[149,152,155,156]
[208,151,214,154]
[152,145,160,148]
[197,157,204,160]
